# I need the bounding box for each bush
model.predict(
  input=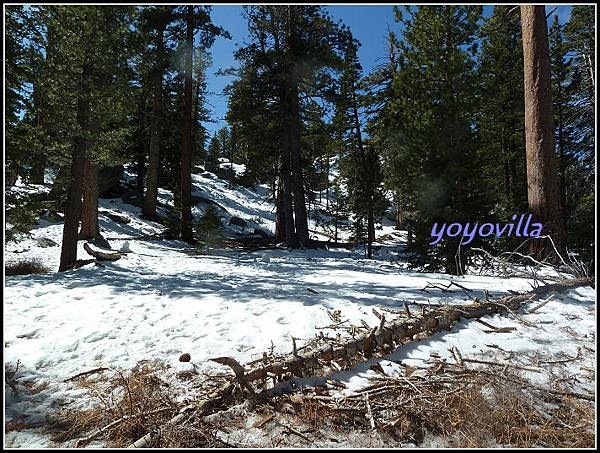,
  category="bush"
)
[5,258,50,276]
